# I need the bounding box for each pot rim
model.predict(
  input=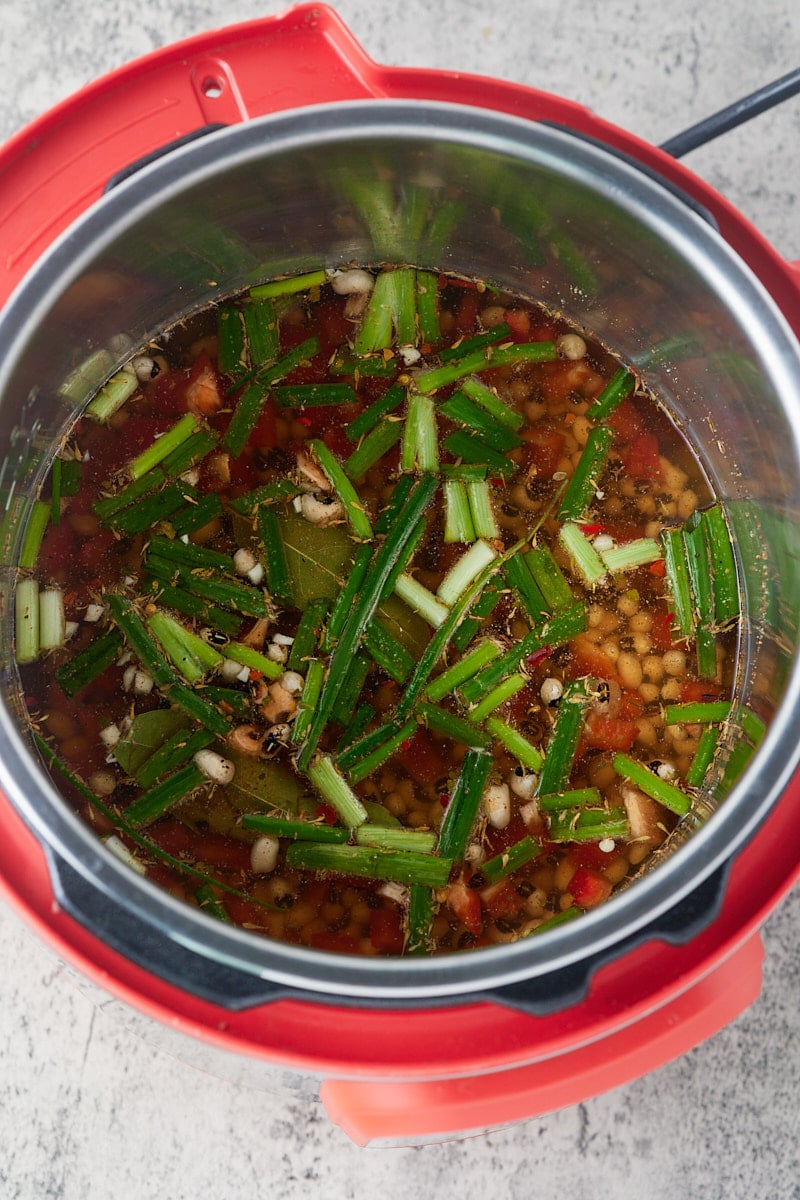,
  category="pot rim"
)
[2,98,800,1002]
